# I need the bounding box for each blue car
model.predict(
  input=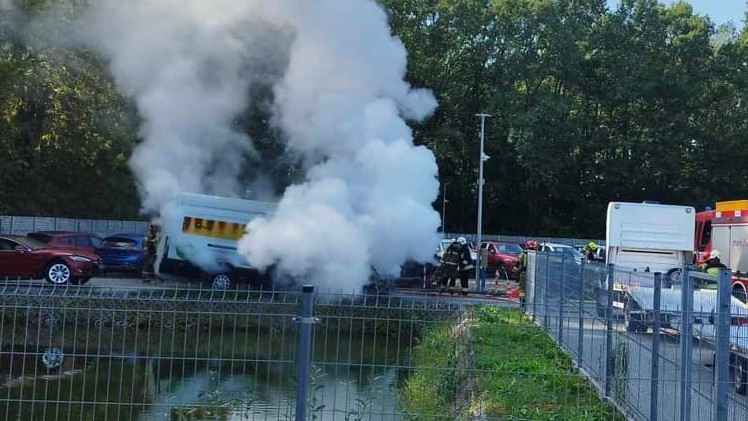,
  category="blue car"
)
[95,233,146,274]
